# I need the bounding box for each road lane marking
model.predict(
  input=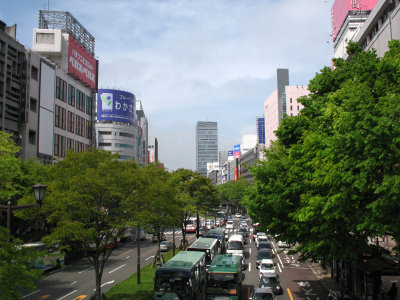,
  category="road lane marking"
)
[57,290,77,300]
[273,242,284,269]
[287,288,294,300]
[126,256,130,259]
[78,267,91,274]
[73,296,87,300]
[71,281,77,285]
[101,280,115,287]
[249,248,251,255]
[22,290,40,298]
[248,263,251,272]
[109,264,126,273]
[277,262,282,272]
[146,255,155,260]
[39,296,50,299]
[248,287,251,299]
